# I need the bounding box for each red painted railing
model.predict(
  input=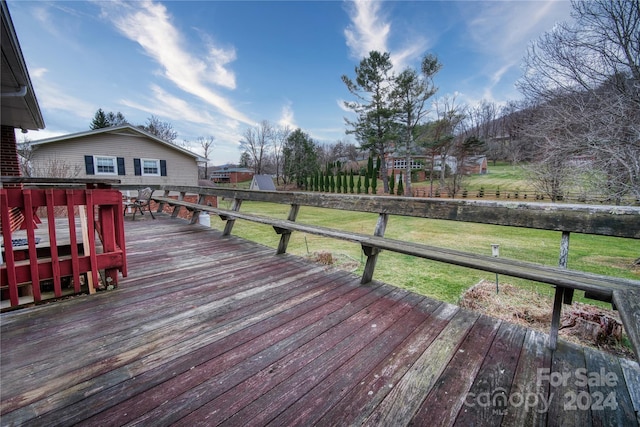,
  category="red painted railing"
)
[0,188,127,308]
